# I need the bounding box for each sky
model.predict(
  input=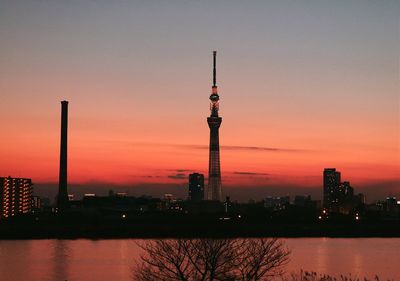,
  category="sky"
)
[0,0,399,202]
